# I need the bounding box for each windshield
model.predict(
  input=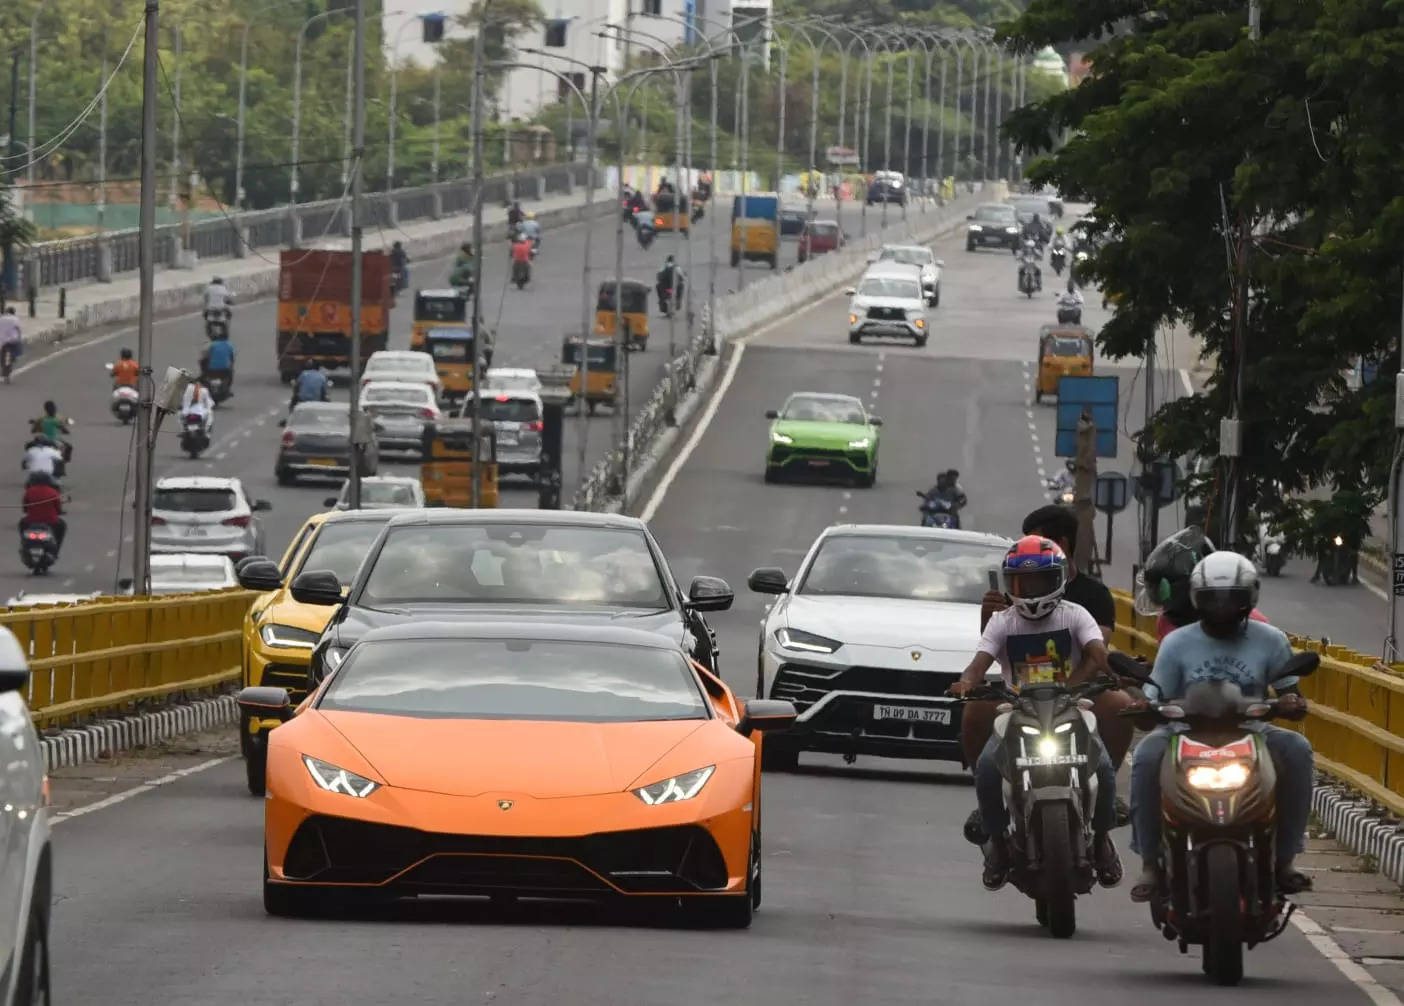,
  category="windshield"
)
[291,408,348,431]
[358,524,669,608]
[475,397,540,423]
[811,223,839,237]
[1050,336,1089,356]
[364,386,431,405]
[858,277,922,300]
[879,247,932,266]
[351,483,419,506]
[154,488,236,513]
[563,343,614,367]
[781,396,866,424]
[297,520,390,584]
[414,297,466,322]
[974,206,1016,223]
[320,638,706,722]
[428,339,472,363]
[799,535,1007,602]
